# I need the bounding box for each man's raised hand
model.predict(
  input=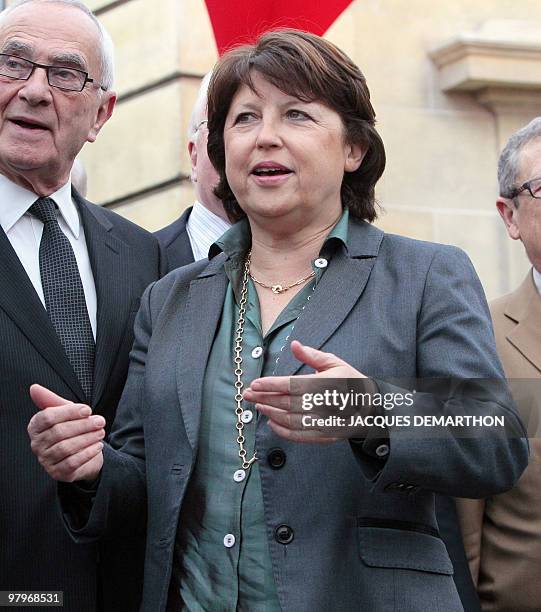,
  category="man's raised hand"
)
[27,384,105,482]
